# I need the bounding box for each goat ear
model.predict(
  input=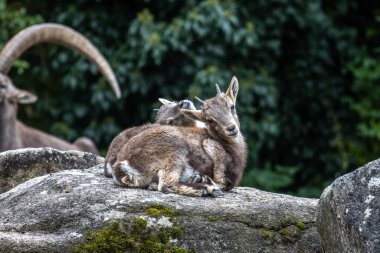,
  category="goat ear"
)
[158,98,172,105]
[226,76,239,103]
[17,90,38,104]
[180,109,205,122]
